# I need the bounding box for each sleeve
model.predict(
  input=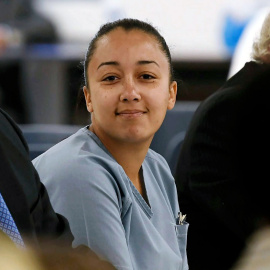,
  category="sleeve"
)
[31,171,75,246]
[40,157,134,270]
